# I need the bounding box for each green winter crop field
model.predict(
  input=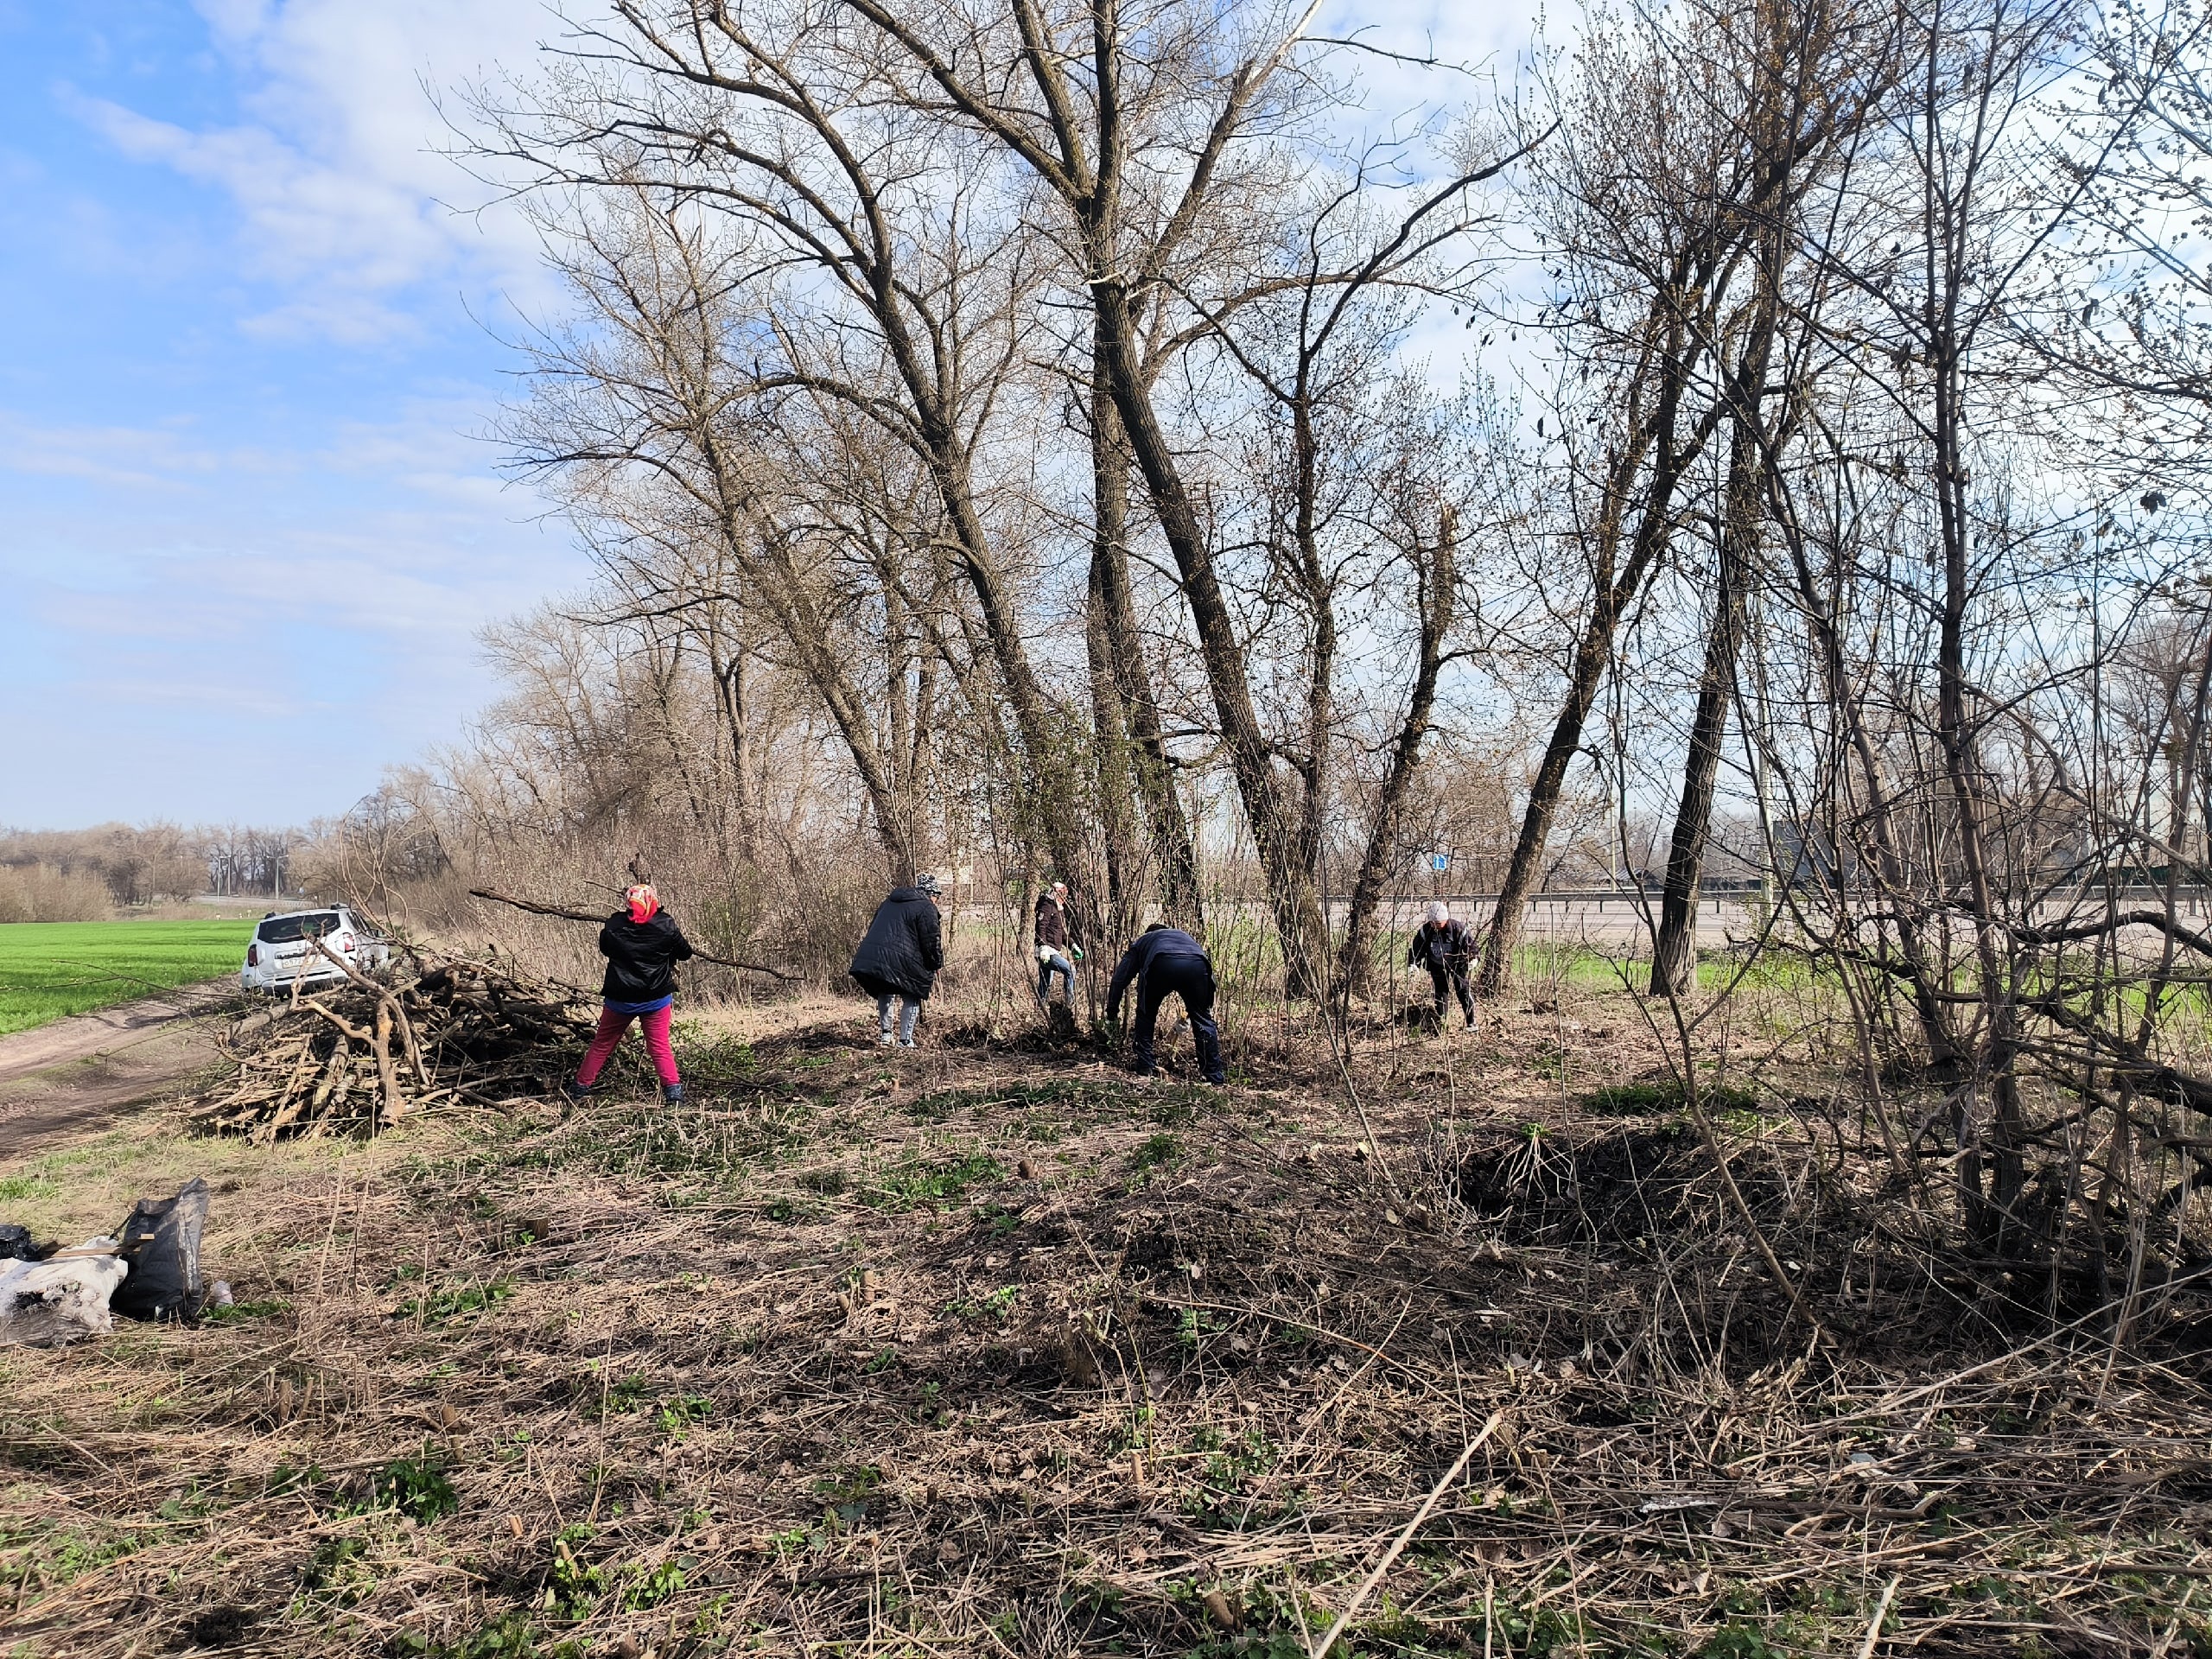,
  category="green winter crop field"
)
[0,919,253,1036]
